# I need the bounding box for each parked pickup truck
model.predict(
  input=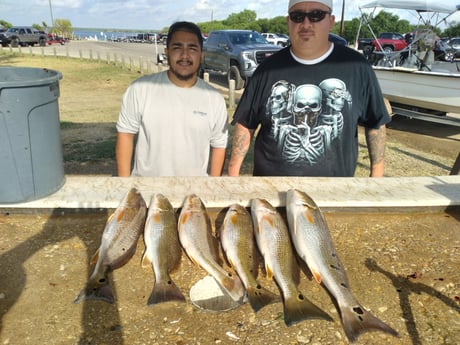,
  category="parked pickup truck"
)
[373,32,407,52]
[202,30,283,90]
[358,32,408,54]
[1,26,48,47]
